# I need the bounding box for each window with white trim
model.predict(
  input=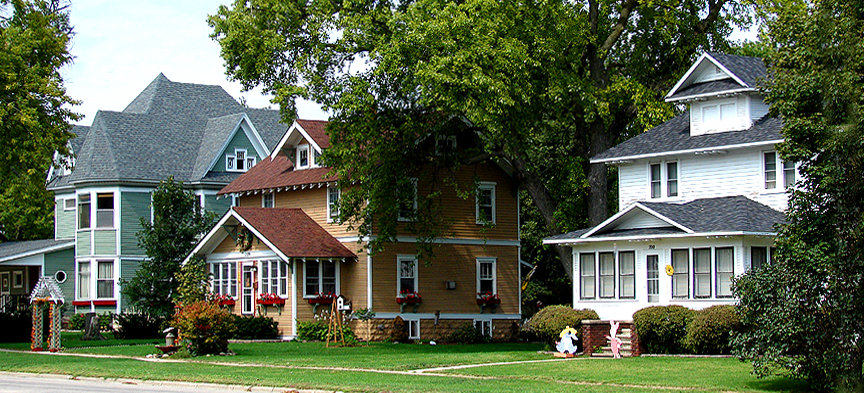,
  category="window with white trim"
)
[783,161,796,189]
[304,259,337,296]
[96,193,114,228]
[397,178,418,221]
[476,258,496,295]
[313,150,321,167]
[210,262,237,297]
[96,260,114,299]
[764,151,777,189]
[751,246,767,270]
[262,192,274,208]
[327,187,340,222]
[406,319,420,340]
[12,271,23,289]
[693,248,711,298]
[715,247,734,298]
[435,135,457,156]
[598,252,615,298]
[63,198,75,211]
[77,194,90,229]
[618,251,635,299]
[701,101,737,131]
[474,320,492,338]
[666,162,678,197]
[672,249,689,298]
[296,145,310,169]
[397,256,417,293]
[764,151,796,190]
[475,183,496,224]
[650,164,661,198]
[579,253,595,299]
[261,259,288,296]
[226,149,255,172]
[77,261,90,299]
[649,161,679,199]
